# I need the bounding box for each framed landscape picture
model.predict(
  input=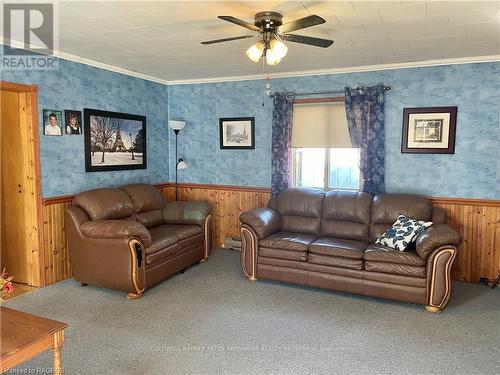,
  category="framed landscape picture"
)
[401,107,457,154]
[84,108,146,172]
[219,117,255,149]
